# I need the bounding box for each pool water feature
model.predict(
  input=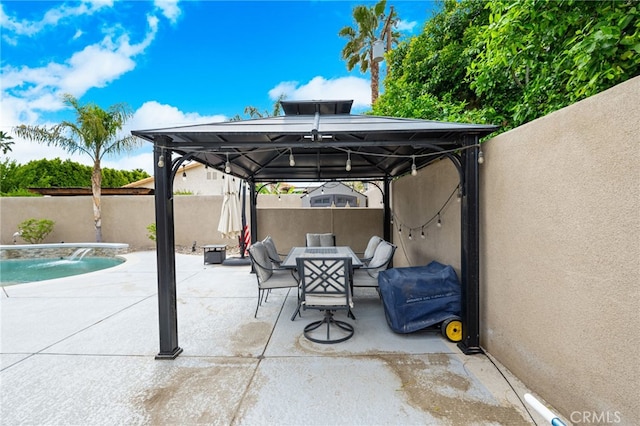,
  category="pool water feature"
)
[0,244,129,286]
[0,256,125,286]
